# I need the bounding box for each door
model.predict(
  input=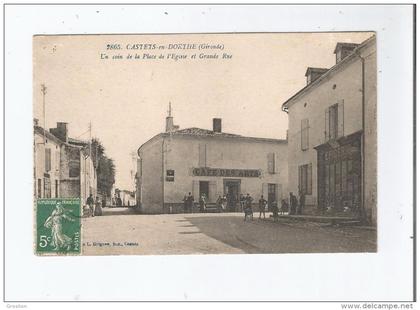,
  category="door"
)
[224,179,241,212]
[268,184,277,211]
